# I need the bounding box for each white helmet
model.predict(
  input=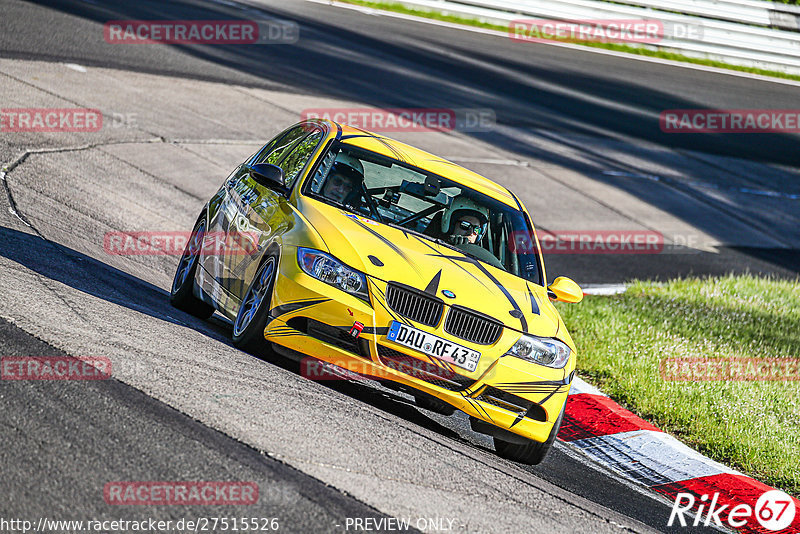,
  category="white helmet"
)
[334,151,364,175]
[441,195,489,235]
